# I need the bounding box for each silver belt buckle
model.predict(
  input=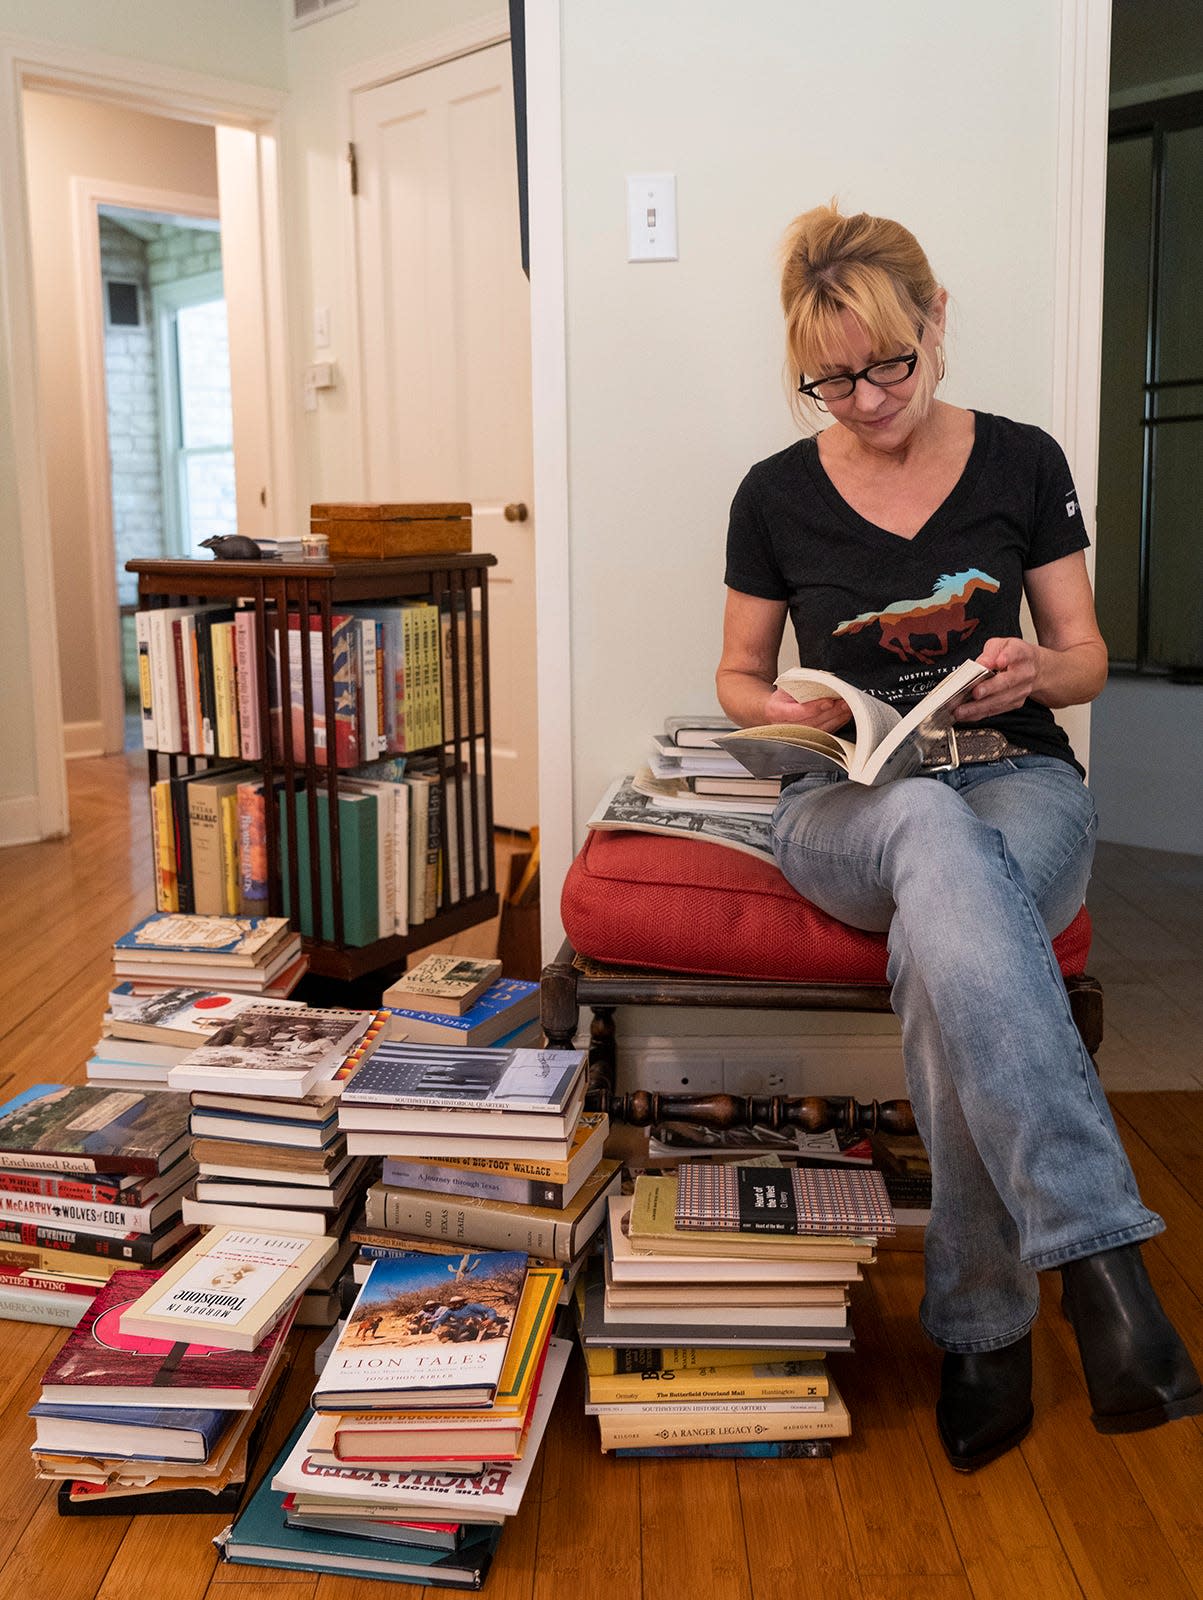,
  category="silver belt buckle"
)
[924,725,960,772]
